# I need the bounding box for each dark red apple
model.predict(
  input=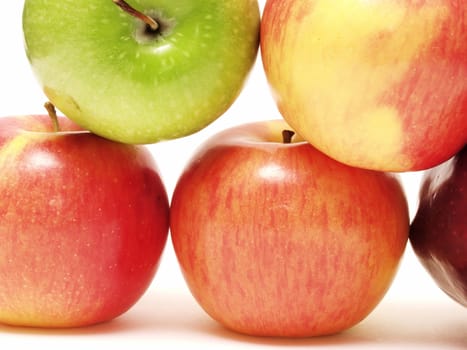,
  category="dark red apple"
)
[410,144,466,307]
